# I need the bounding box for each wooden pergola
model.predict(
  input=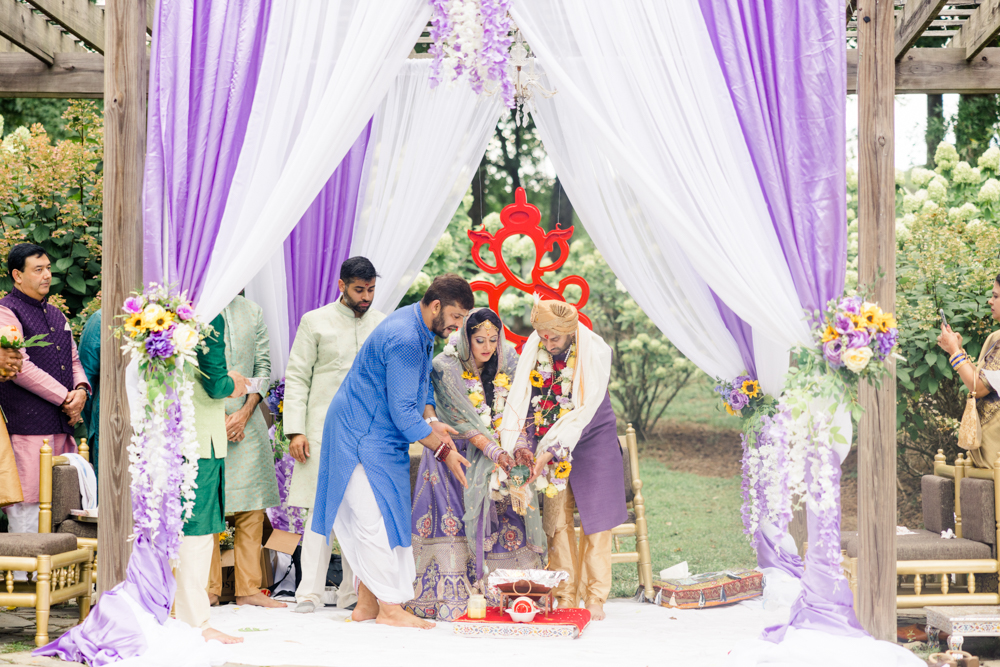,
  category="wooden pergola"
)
[0,0,987,642]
